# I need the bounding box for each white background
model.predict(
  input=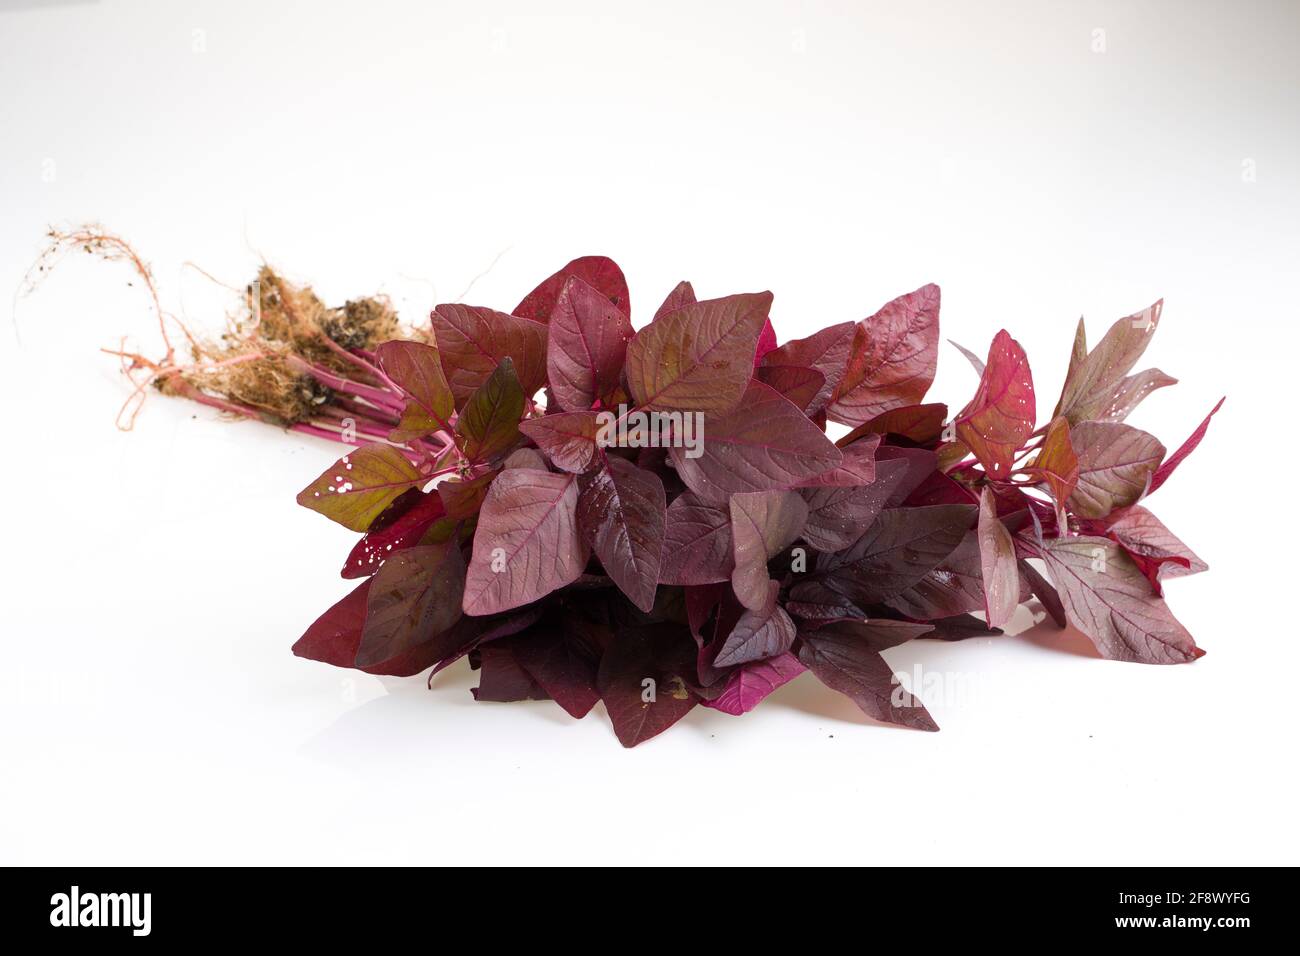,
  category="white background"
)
[1,0,1297,865]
